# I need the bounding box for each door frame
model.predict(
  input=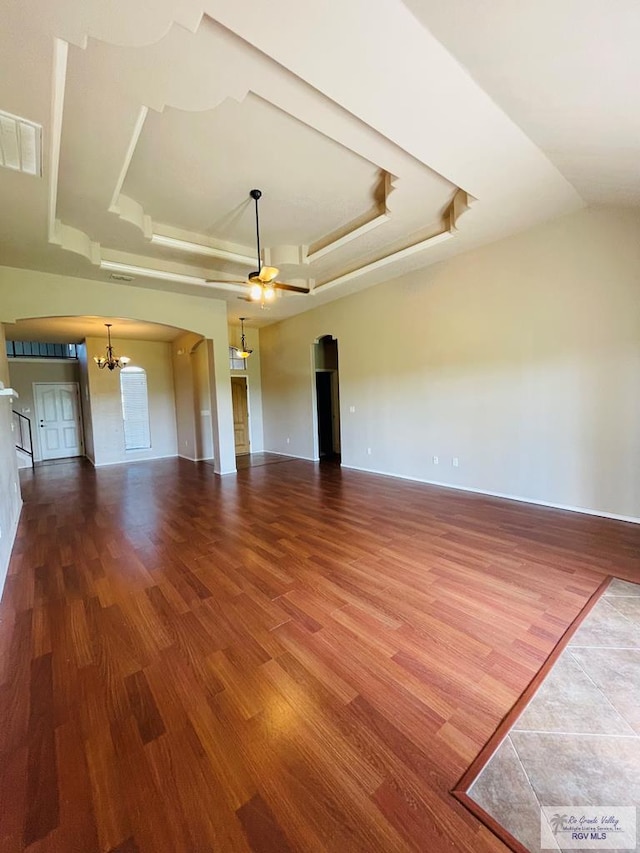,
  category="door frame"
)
[230,374,251,455]
[310,334,342,462]
[33,381,84,462]
[314,369,341,458]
